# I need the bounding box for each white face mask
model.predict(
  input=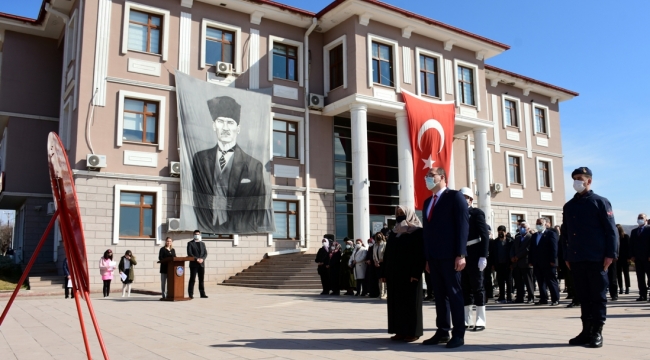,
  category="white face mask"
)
[356,243,362,249]
[536,225,545,232]
[573,179,586,193]
[425,176,438,190]
[345,245,351,249]
[322,242,328,248]
[193,235,202,242]
[638,219,646,226]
